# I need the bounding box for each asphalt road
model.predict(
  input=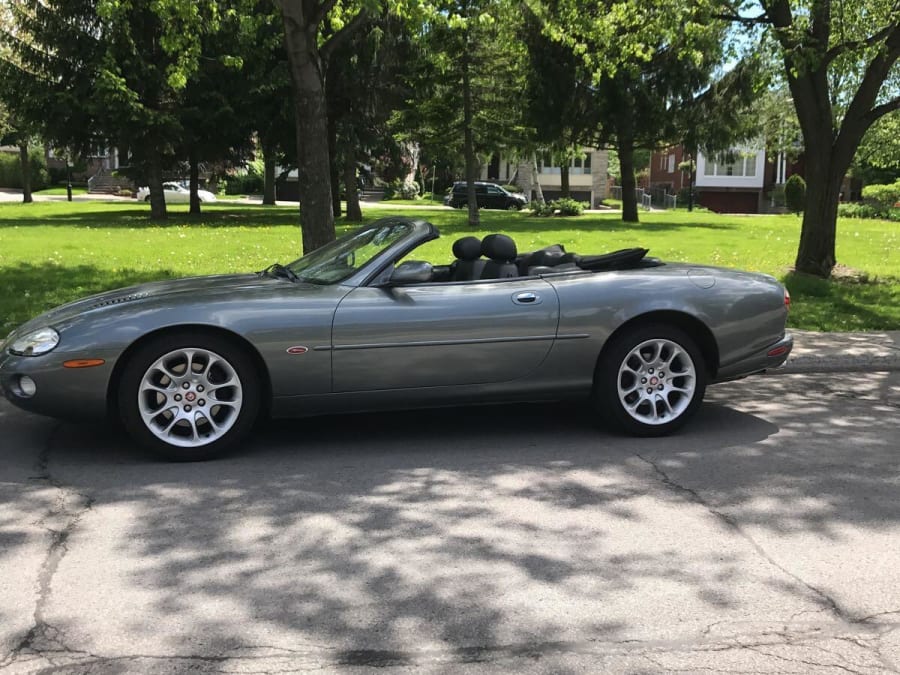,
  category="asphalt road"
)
[1,371,899,674]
